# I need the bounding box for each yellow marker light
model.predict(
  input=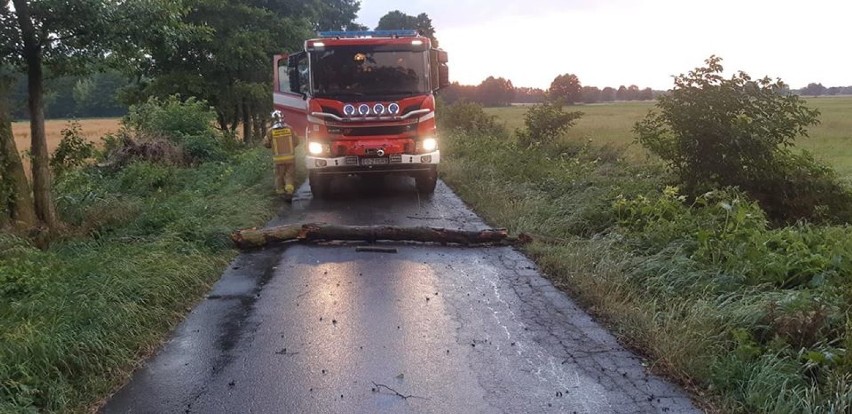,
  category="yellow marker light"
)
[422,138,437,152]
[308,142,325,155]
